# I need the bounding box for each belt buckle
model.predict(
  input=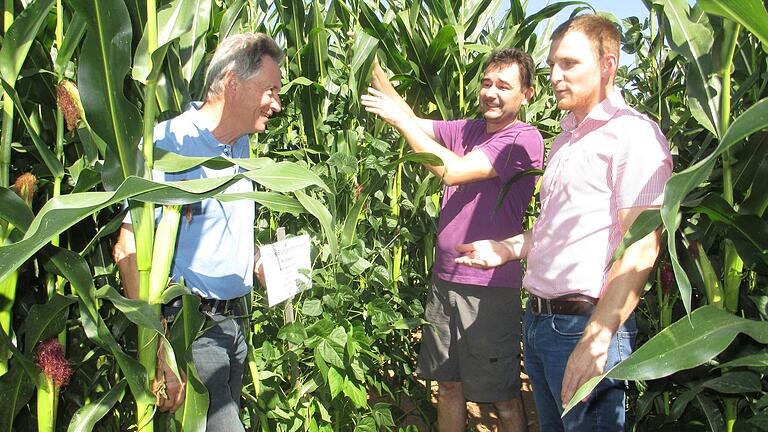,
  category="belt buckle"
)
[534,295,553,315]
[207,299,231,315]
[212,299,225,315]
